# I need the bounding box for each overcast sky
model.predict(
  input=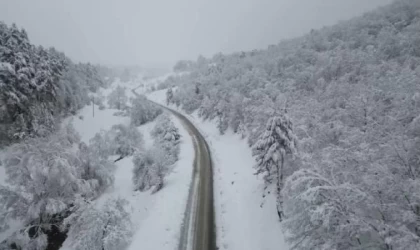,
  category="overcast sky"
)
[0,0,393,67]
